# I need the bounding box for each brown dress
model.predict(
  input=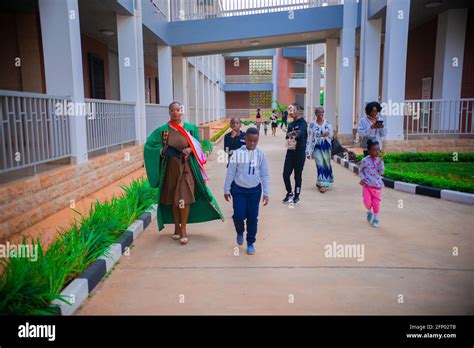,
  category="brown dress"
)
[160,125,196,206]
